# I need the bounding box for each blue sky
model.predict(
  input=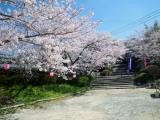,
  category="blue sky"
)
[76,0,160,40]
[1,0,160,40]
